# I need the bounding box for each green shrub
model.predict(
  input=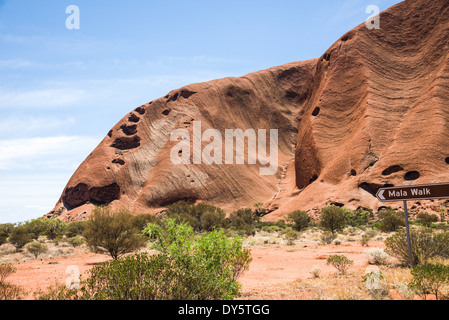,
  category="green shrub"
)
[409,263,449,300]
[65,221,87,238]
[327,255,354,275]
[282,228,299,245]
[41,219,67,240]
[377,208,405,232]
[0,233,8,246]
[26,241,48,259]
[22,219,48,239]
[200,208,227,232]
[0,224,14,236]
[0,263,24,300]
[385,230,449,266]
[165,202,227,232]
[22,218,67,240]
[0,263,15,285]
[320,206,346,234]
[287,211,310,231]
[321,232,338,245]
[261,225,281,233]
[253,202,267,217]
[131,214,160,233]
[416,213,439,228]
[39,219,252,300]
[345,209,370,227]
[8,225,32,251]
[67,236,85,248]
[228,208,257,236]
[84,206,147,260]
